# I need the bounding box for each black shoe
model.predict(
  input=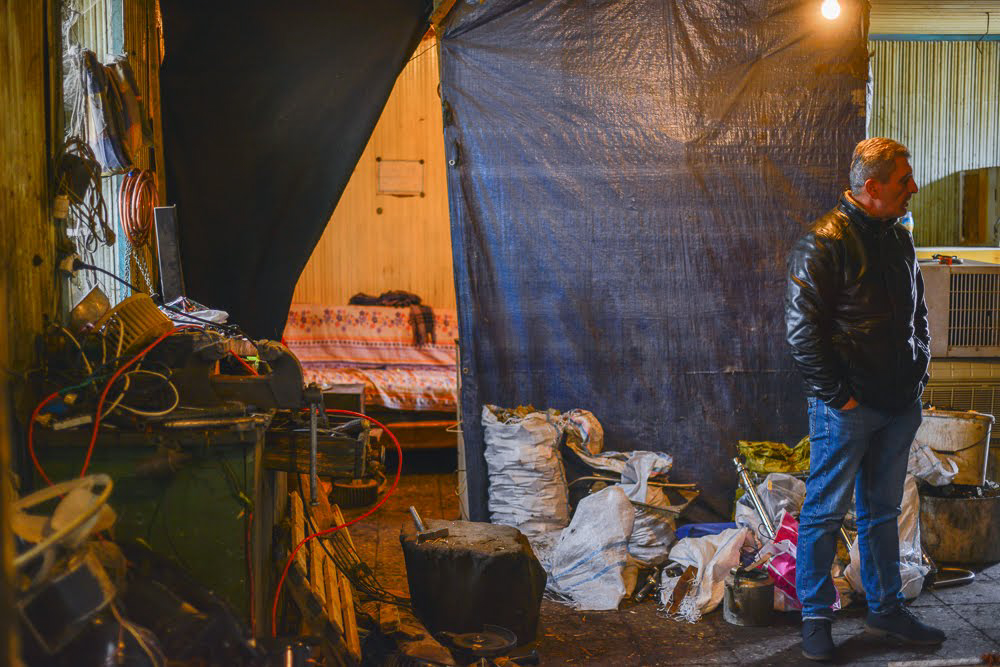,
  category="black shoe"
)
[864,605,946,645]
[801,618,834,661]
